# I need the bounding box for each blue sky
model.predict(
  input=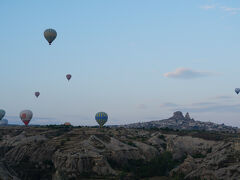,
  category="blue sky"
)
[1,0,240,127]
